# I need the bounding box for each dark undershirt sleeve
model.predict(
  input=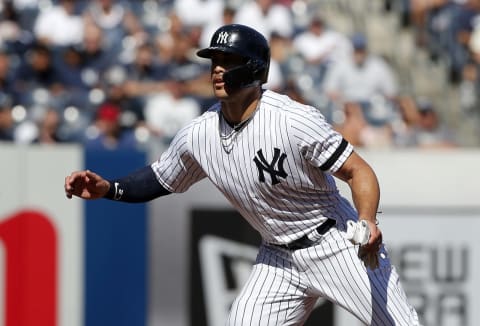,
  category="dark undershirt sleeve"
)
[103,165,171,203]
